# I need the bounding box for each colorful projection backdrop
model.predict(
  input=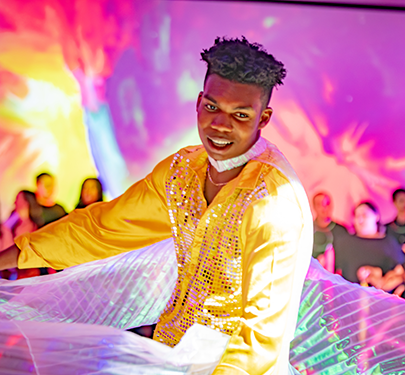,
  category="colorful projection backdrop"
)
[0,0,404,225]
